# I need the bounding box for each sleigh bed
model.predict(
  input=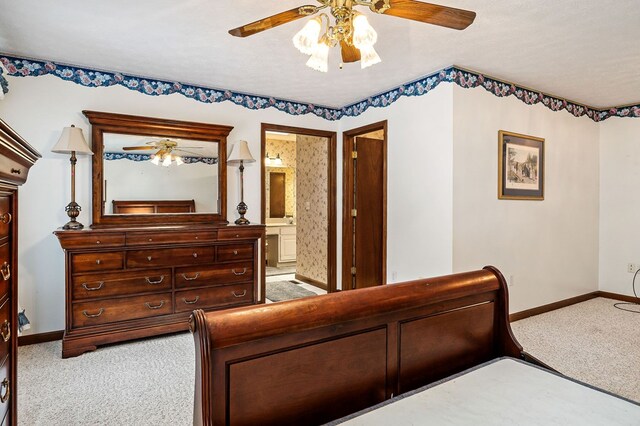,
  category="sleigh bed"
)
[189,266,640,425]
